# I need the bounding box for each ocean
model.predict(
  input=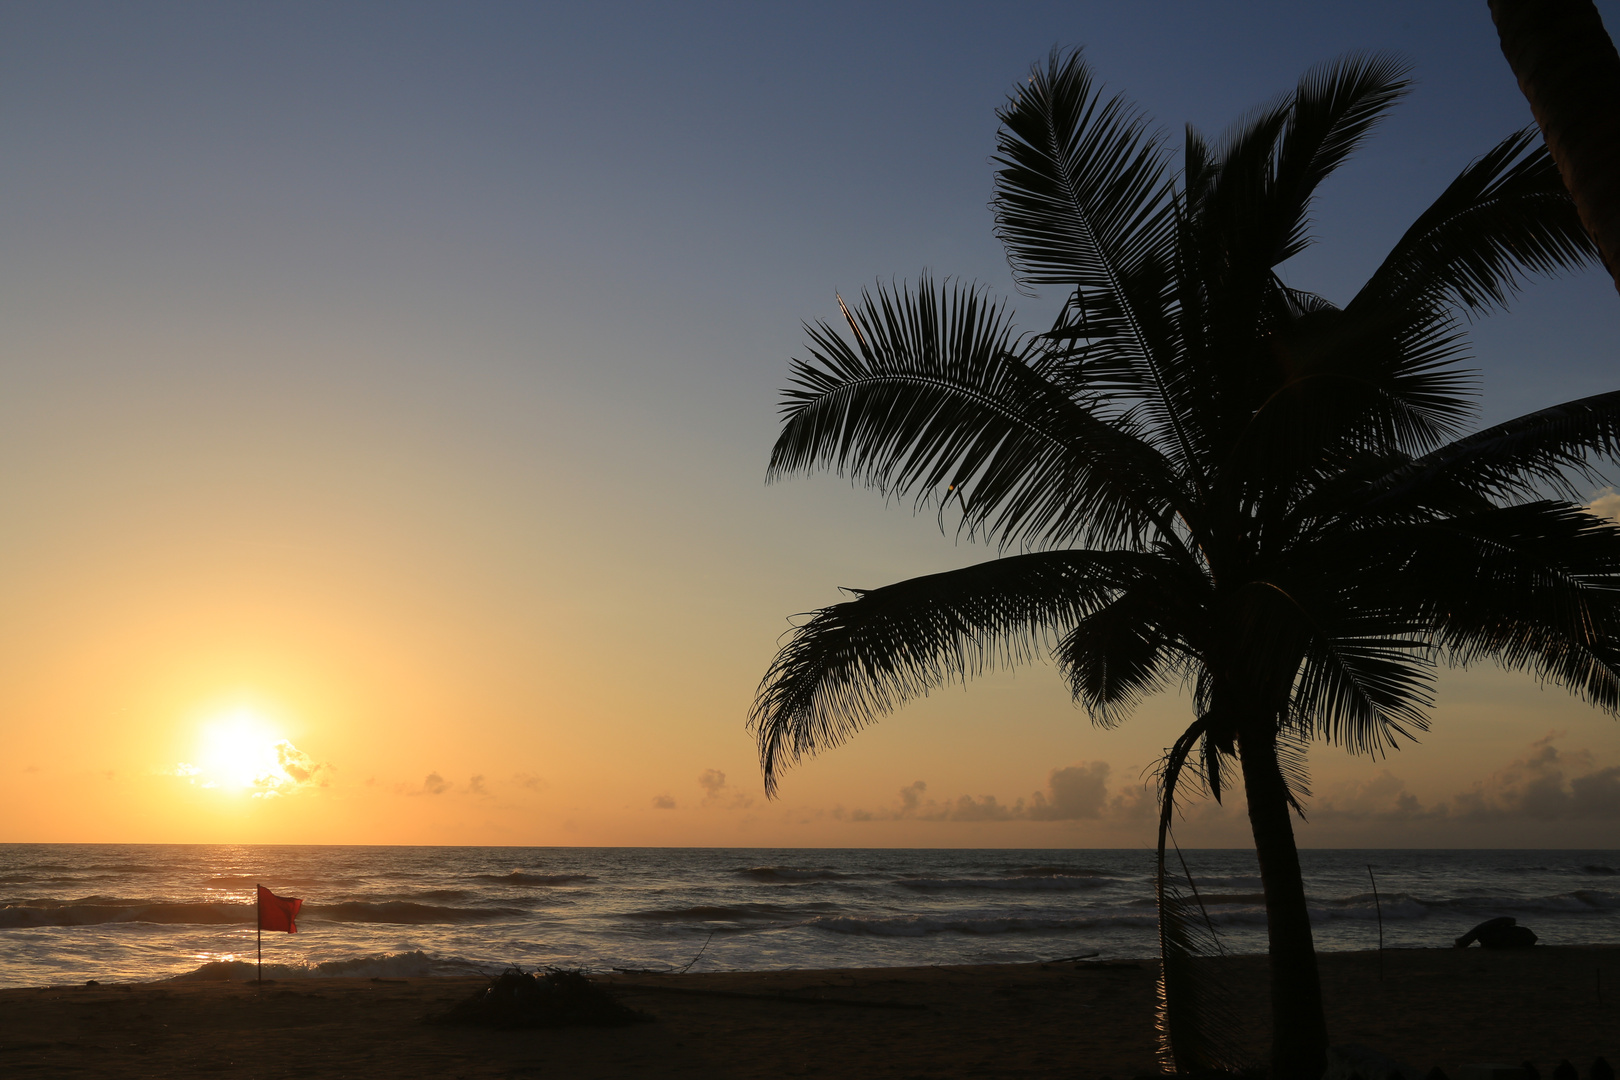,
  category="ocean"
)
[1,845,1615,987]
